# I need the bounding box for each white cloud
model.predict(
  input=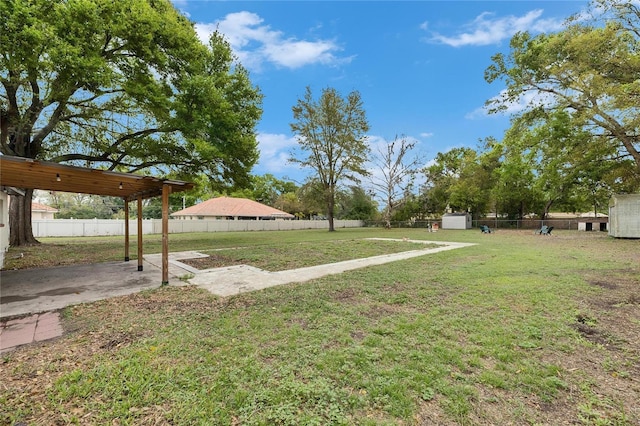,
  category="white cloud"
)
[195,11,349,71]
[255,132,299,173]
[170,0,189,14]
[262,39,341,68]
[194,23,216,46]
[465,104,492,120]
[426,9,565,47]
[466,89,558,119]
[420,132,434,138]
[423,158,437,169]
